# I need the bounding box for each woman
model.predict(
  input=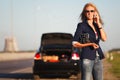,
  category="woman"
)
[72,3,107,80]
